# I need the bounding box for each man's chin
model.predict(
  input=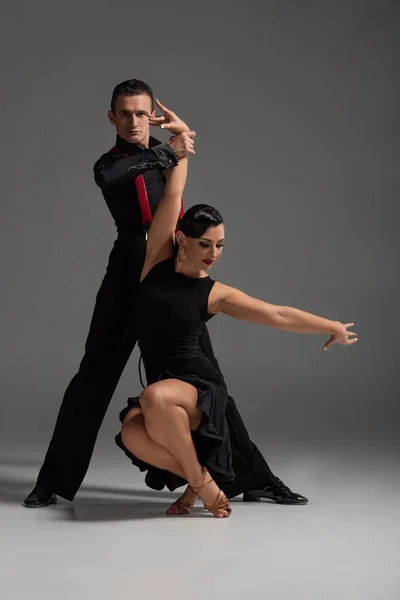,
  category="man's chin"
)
[122,133,145,144]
